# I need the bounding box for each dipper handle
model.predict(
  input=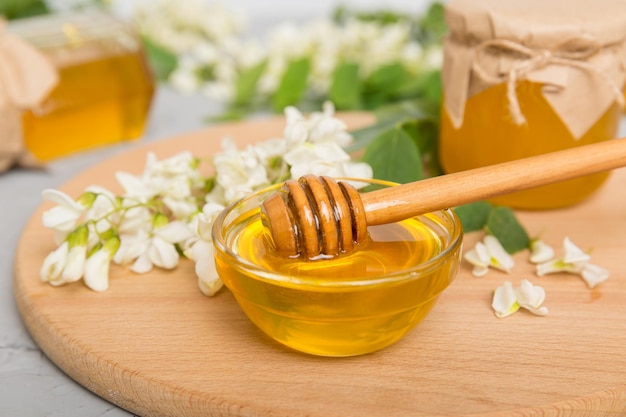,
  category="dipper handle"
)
[261,138,626,258]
